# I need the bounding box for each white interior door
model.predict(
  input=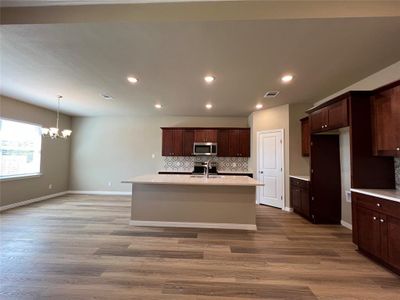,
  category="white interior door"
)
[257,130,284,208]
